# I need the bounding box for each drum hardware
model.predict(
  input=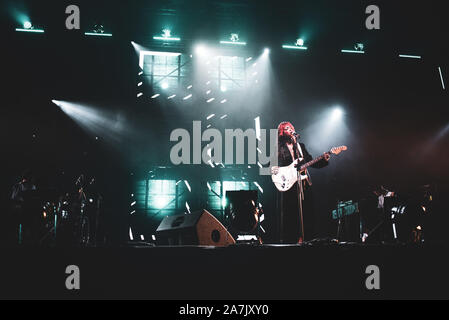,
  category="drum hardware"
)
[37,174,99,247]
